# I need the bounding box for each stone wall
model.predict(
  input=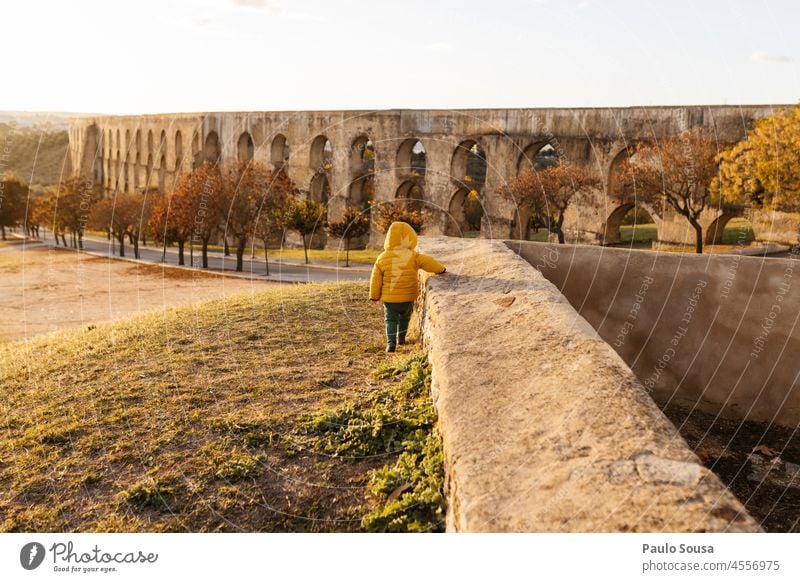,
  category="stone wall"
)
[511,241,800,426]
[414,236,759,532]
